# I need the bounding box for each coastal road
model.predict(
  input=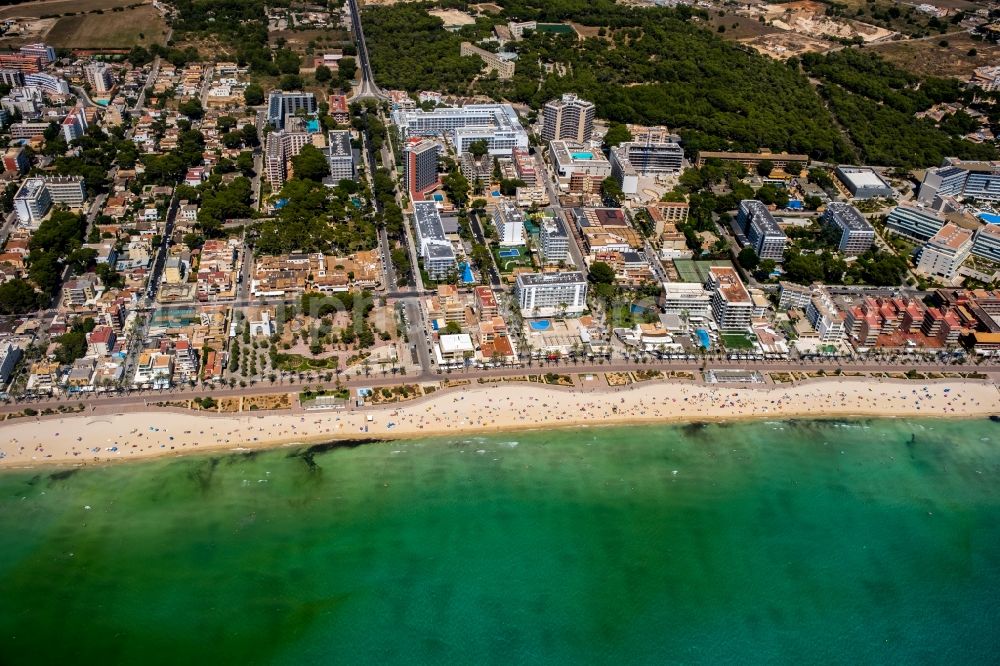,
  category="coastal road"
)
[7,360,997,415]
